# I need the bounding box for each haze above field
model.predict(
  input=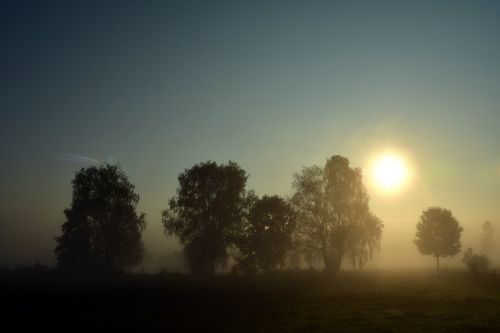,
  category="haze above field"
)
[1,0,499,269]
